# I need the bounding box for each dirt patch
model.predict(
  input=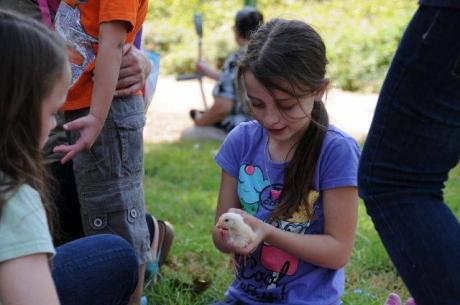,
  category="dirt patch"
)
[144,76,378,143]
